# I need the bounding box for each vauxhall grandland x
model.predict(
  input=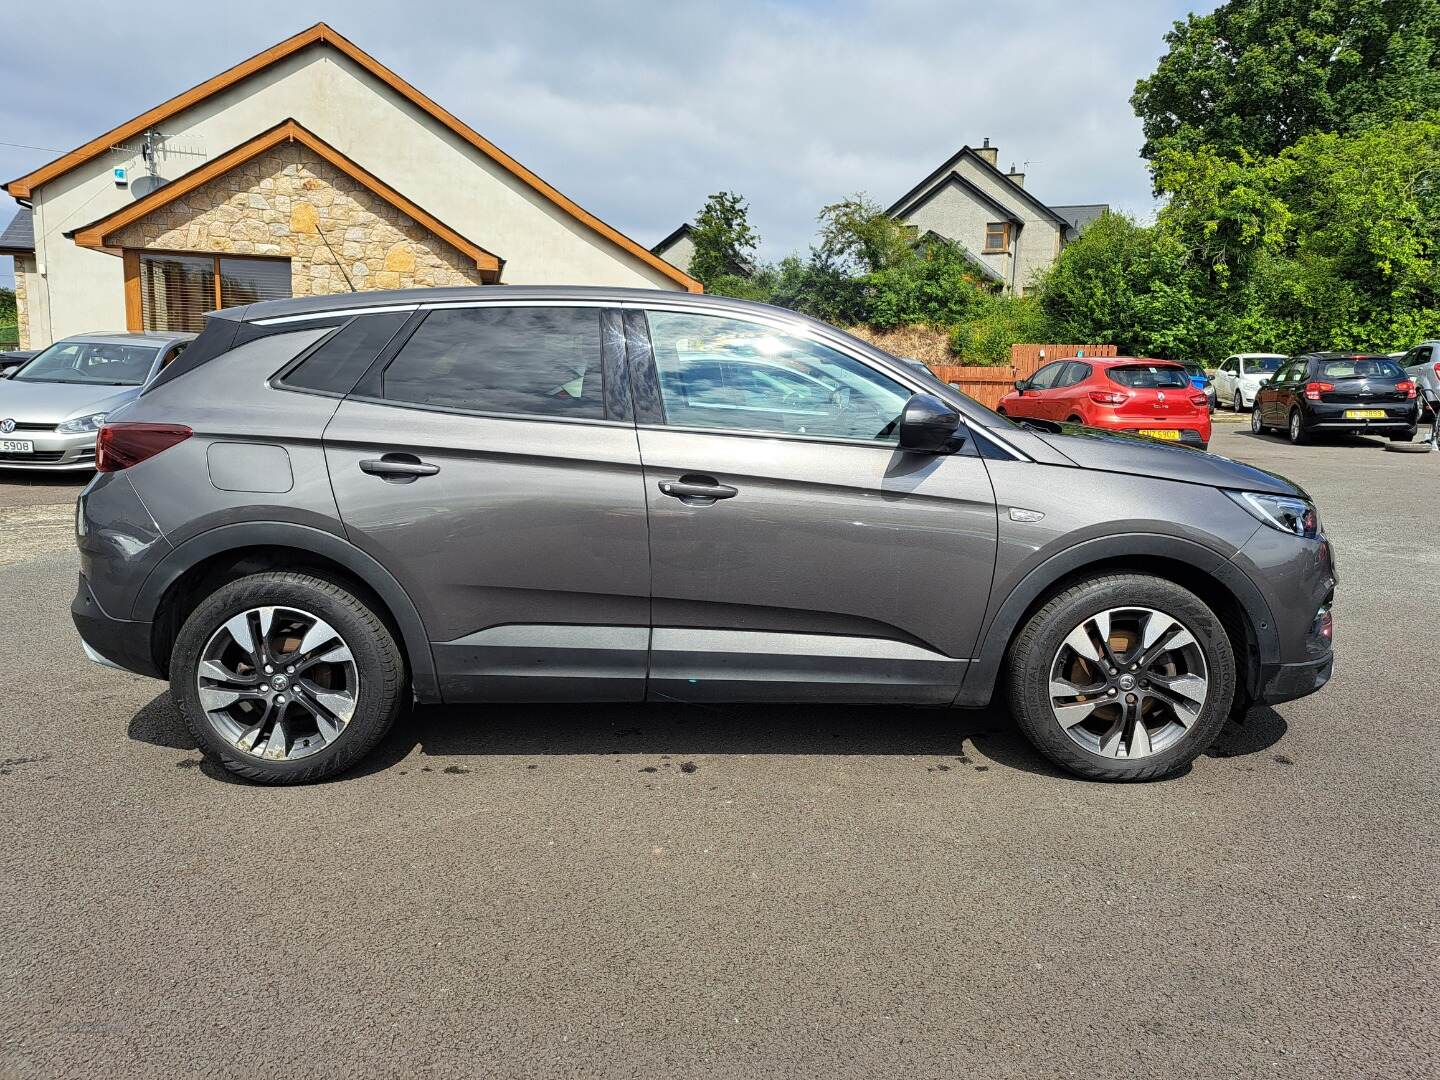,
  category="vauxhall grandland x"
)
[71,288,1335,783]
